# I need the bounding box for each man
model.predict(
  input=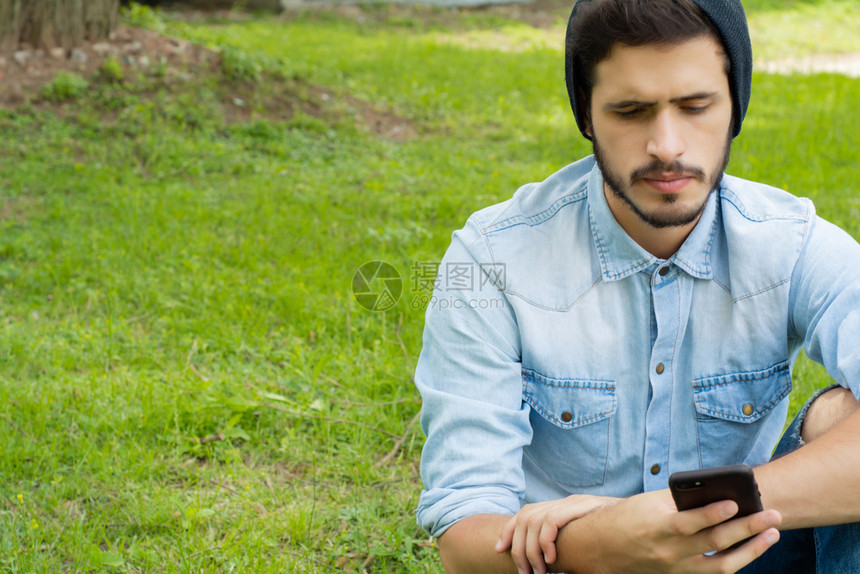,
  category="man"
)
[414,0,860,572]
